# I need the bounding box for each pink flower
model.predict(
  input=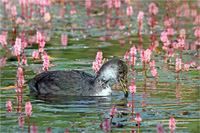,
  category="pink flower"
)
[40,6,46,14]
[85,0,91,9]
[25,101,32,117]
[129,45,137,56]
[124,52,129,60]
[191,9,197,18]
[16,17,22,25]
[119,21,125,30]
[129,81,136,94]
[103,119,110,132]
[135,112,142,122]
[114,0,121,8]
[184,62,190,71]
[169,116,176,131]
[194,28,200,38]
[151,67,158,77]
[173,42,179,49]
[70,6,76,14]
[150,60,155,68]
[32,50,39,59]
[6,100,13,112]
[149,2,158,15]
[106,0,112,9]
[196,65,200,71]
[167,27,174,36]
[178,37,185,48]
[42,51,50,71]
[100,36,106,41]
[11,5,17,19]
[157,124,165,133]
[110,105,117,118]
[148,17,157,27]
[39,47,44,53]
[130,56,136,65]
[2,0,8,3]
[142,99,146,107]
[46,127,52,133]
[18,117,25,126]
[44,12,51,22]
[168,48,173,57]
[126,5,133,16]
[190,59,195,67]
[176,6,182,18]
[194,14,200,25]
[175,58,182,72]
[140,50,146,62]
[14,37,22,56]
[0,34,7,46]
[145,49,152,63]
[127,101,132,108]
[22,53,27,65]
[61,34,68,46]
[36,31,42,43]
[120,40,125,46]
[15,87,21,93]
[0,55,7,67]
[137,11,144,23]
[40,40,46,48]
[31,122,38,133]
